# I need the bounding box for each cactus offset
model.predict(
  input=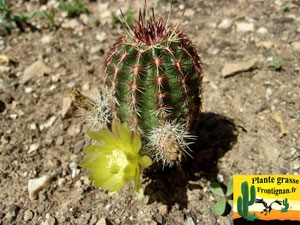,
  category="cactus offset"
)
[105,8,203,166]
[237,181,256,219]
